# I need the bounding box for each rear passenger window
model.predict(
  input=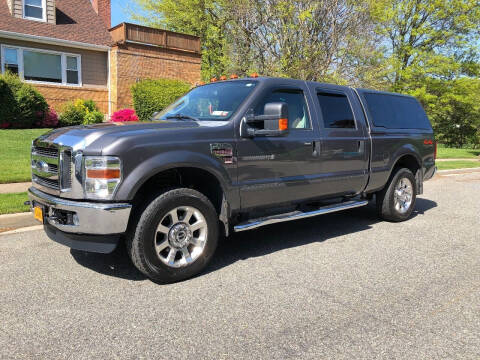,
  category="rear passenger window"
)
[363,93,431,129]
[317,92,355,129]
